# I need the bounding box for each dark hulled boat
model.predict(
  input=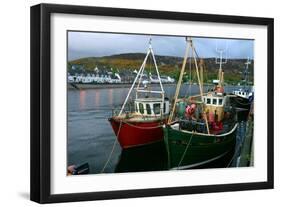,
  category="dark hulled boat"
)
[231,59,254,112]
[231,89,253,111]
